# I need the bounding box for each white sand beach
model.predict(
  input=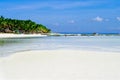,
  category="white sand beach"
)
[0,50,120,80]
[0,33,47,38]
